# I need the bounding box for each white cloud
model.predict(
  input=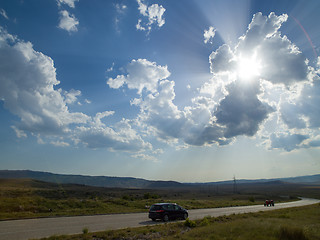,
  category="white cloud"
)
[114,3,127,33]
[136,0,166,33]
[57,0,79,8]
[75,119,152,151]
[206,12,320,151]
[0,27,89,137]
[0,26,157,157]
[3,10,320,157]
[114,12,320,152]
[236,12,309,87]
[0,9,9,20]
[58,10,79,33]
[64,89,81,104]
[51,140,70,147]
[106,62,115,72]
[115,3,127,14]
[131,153,158,162]
[11,126,27,138]
[136,19,146,31]
[204,26,216,44]
[93,111,115,127]
[107,59,171,94]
